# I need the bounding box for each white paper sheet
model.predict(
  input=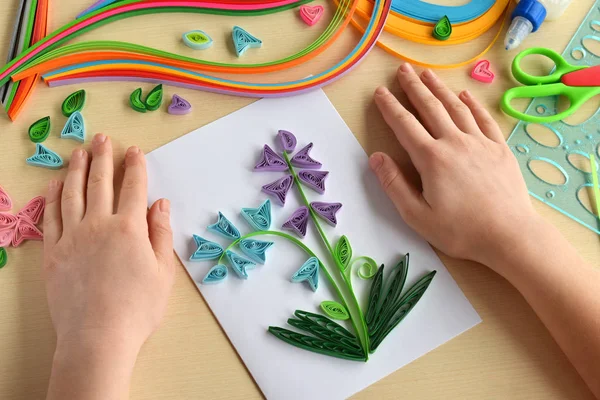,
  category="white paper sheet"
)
[146,90,481,400]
